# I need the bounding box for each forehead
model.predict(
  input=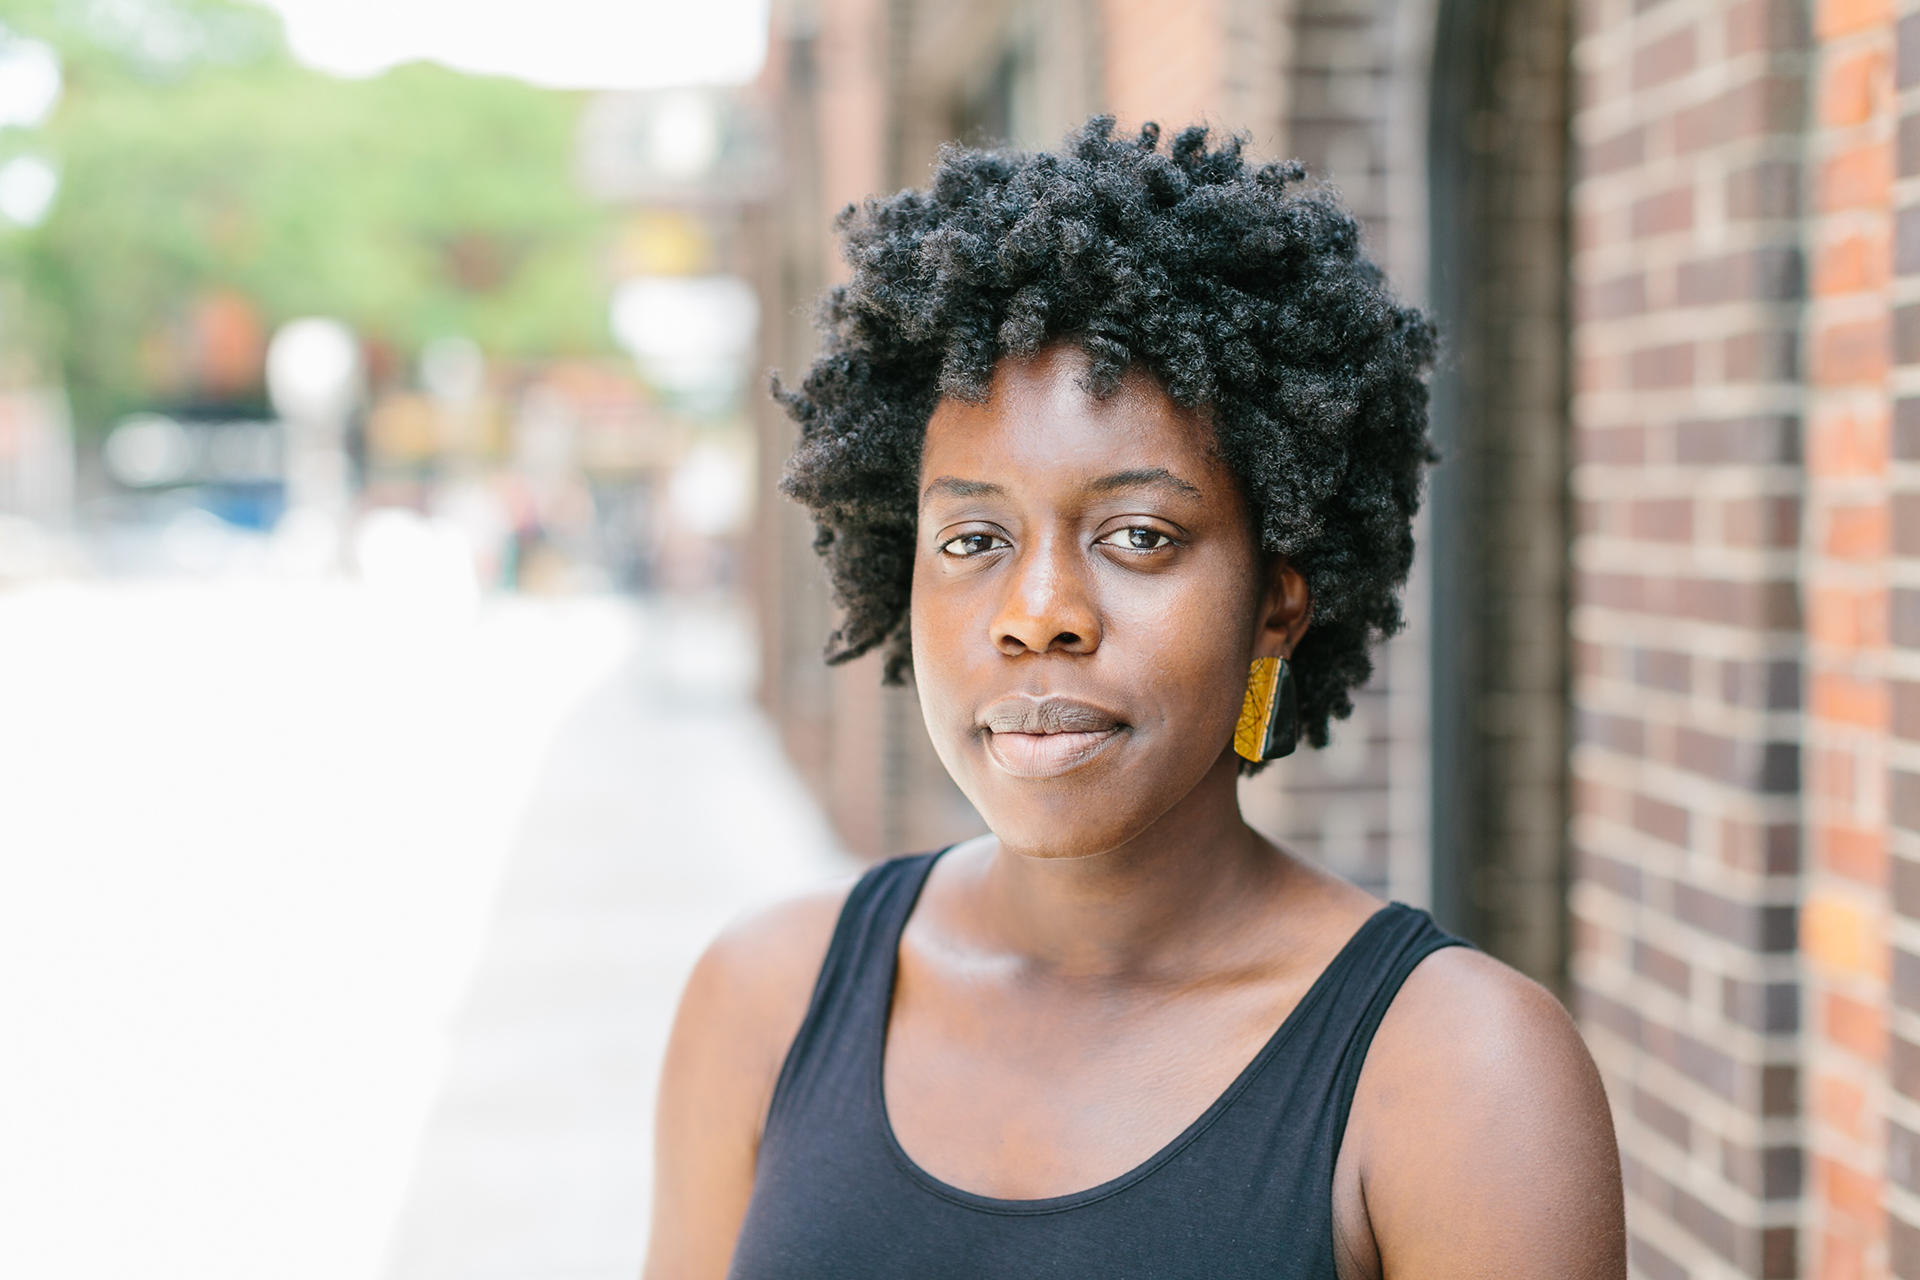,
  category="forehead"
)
[919,345,1226,487]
